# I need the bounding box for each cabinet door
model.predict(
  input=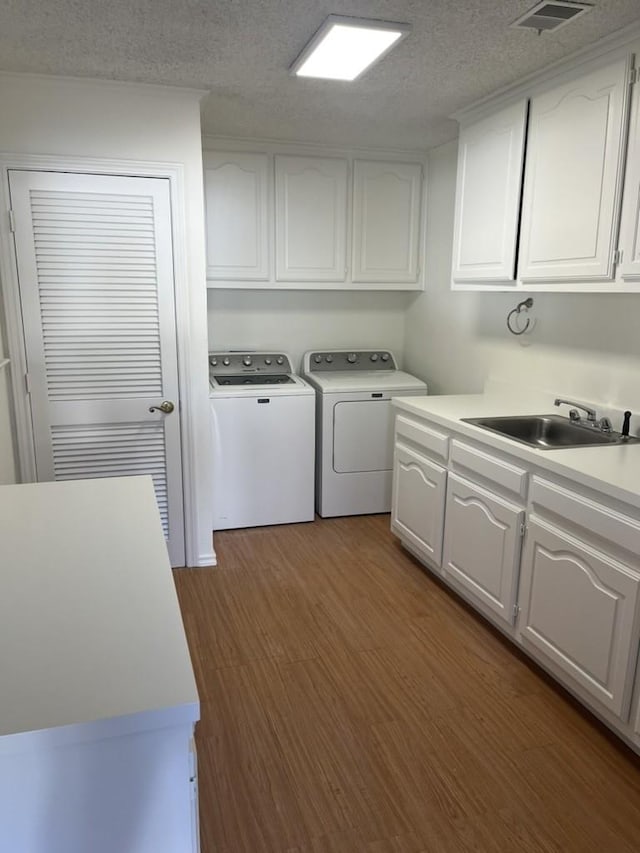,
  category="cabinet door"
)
[391,443,447,567]
[451,101,527,283]
[519,57,630,282]
[619,62,640,281]
[352,160,422,283]
[442,473,524,625]
[275,155,347,281]
[204,152,270,280]
[519,517,640,719]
